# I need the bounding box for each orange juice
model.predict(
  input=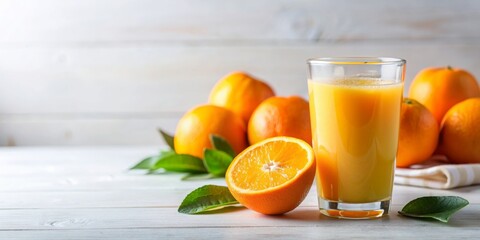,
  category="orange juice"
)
[308,79,403,203]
